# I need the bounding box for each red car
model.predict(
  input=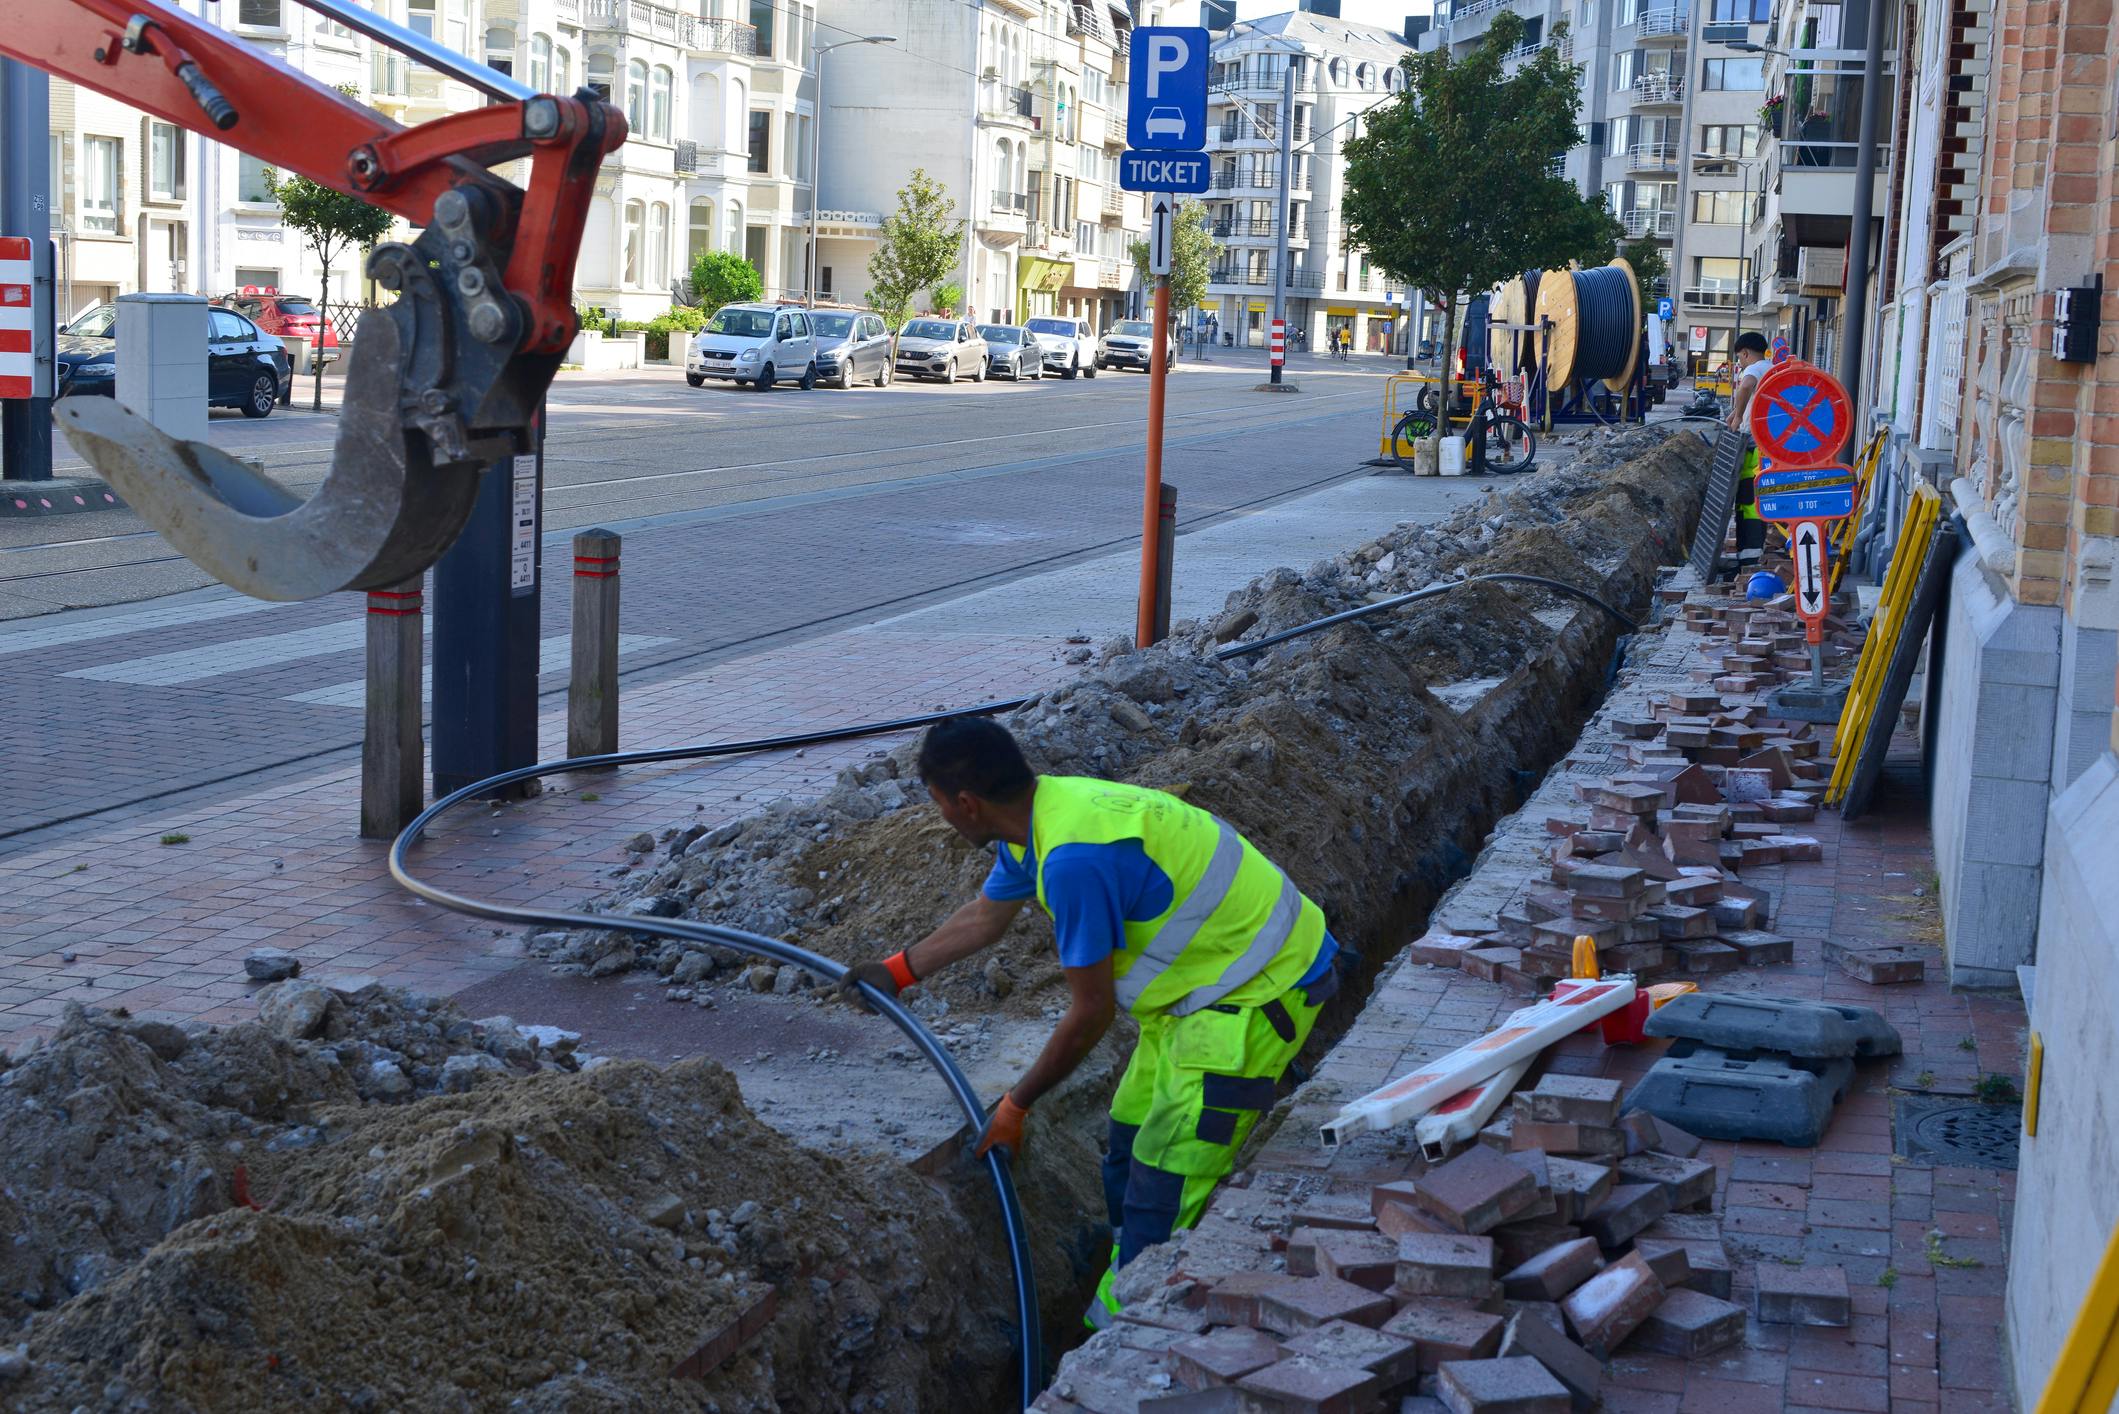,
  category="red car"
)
[214,288,338,350]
